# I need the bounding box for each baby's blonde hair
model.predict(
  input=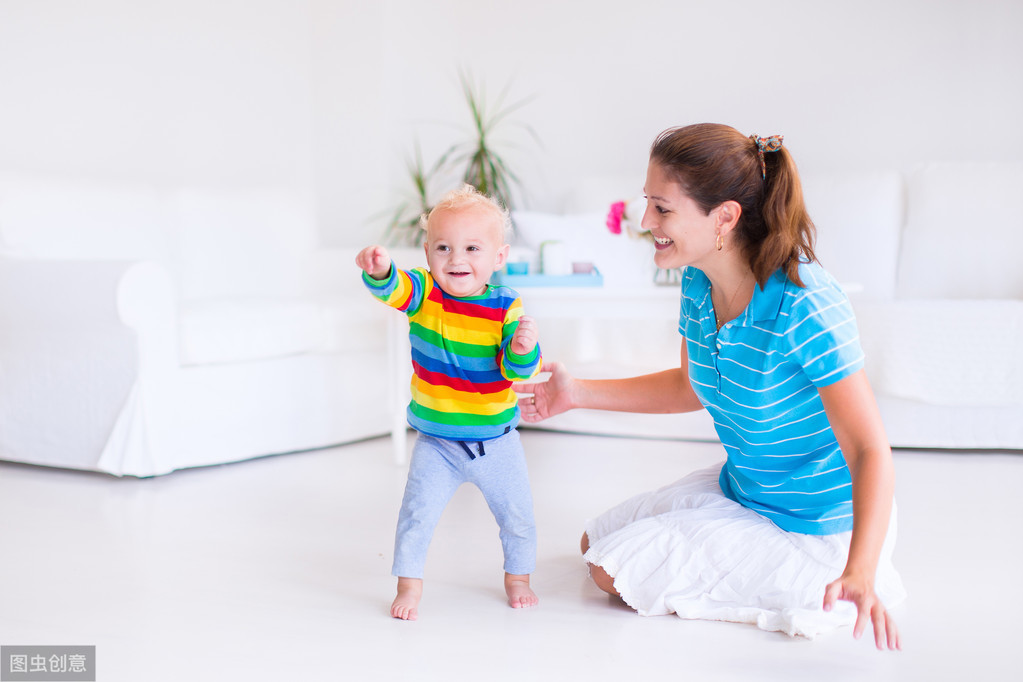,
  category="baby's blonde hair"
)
[421,184,511,241]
